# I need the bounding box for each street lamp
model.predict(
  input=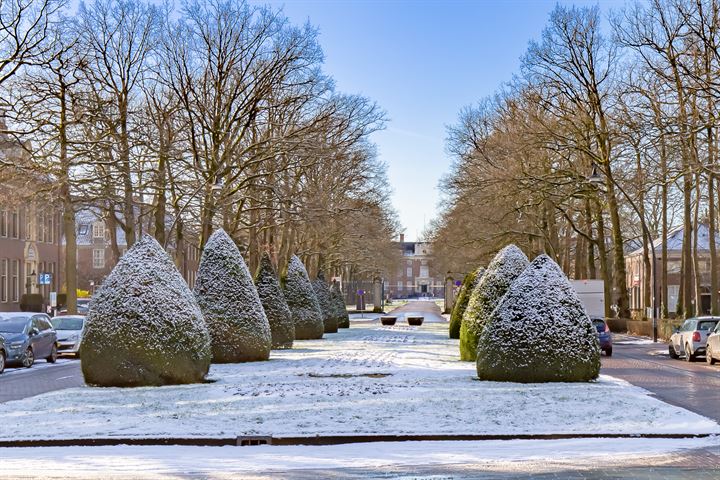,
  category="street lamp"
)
[588,162,658,342]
